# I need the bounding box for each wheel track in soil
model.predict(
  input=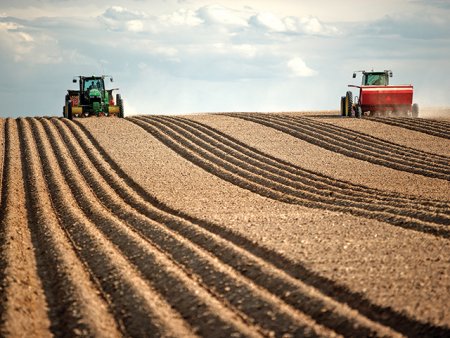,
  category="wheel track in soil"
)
[280,115,450,166]
[366,117,450,139]
[0,119,51,337]
[31,117,249,338]
[158,115,449,211]
[222,113,450,180]
[17,118,123,337]
[71,117,450,337]
[128,116,449,239]
[293,115,450,165]
[47,115,379,337]
[49,115,391,337]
